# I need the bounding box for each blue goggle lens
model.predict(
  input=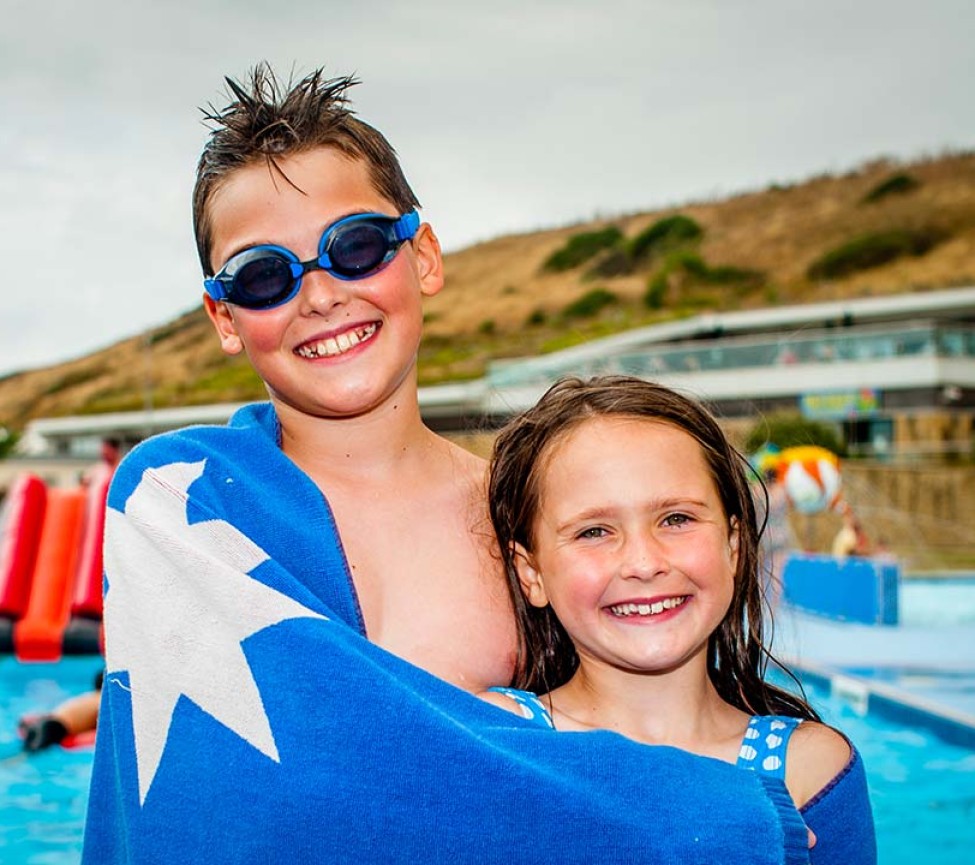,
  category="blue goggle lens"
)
[328,221,392,277]
[231,255,296,309]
